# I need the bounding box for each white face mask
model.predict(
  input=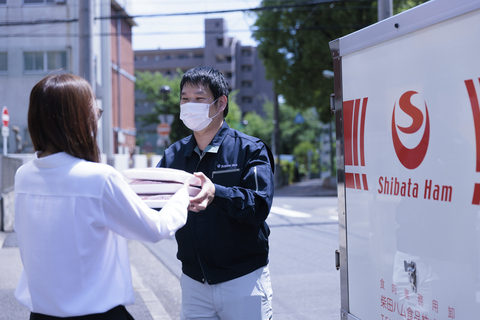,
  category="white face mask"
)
[180,99,221,132]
